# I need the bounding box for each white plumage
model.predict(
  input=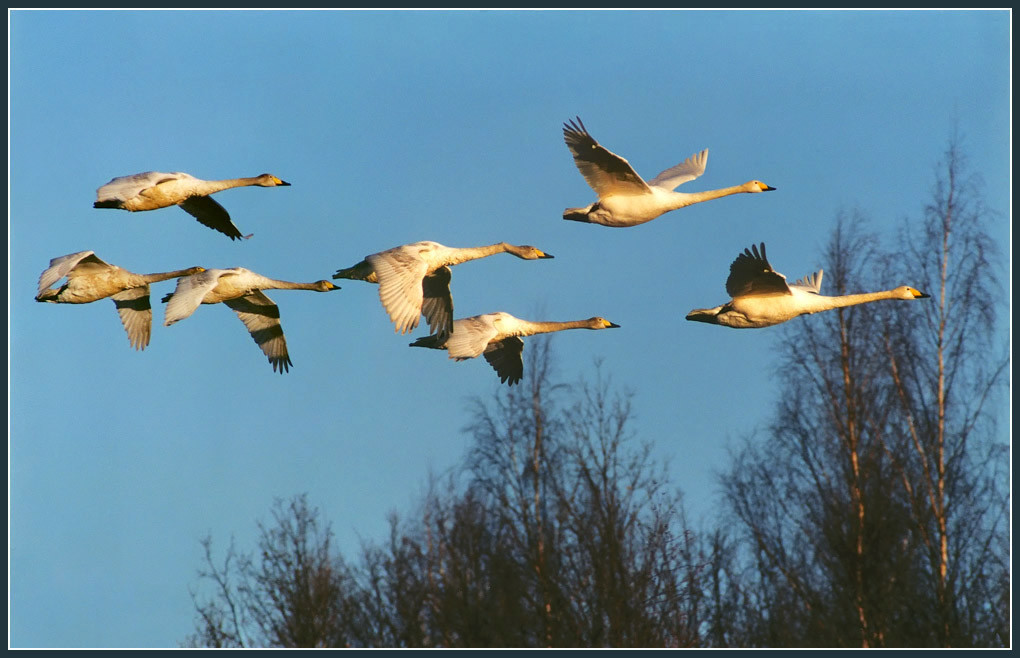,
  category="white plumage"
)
[686,243,930,329]
[562,117,775,227]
